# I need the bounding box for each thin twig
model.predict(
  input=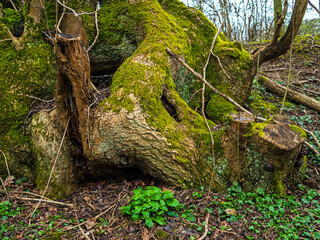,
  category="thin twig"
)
[303,128,320,149]
[21,197,74,206]
[56,0,66,34]
[87,3,100,52]
[166,48,254,117]
[187,88,202,103]
[202,25,222,158]
[279,12,294,115]
[17,93,54,102]
[74,199,91,240]
[28,117,70,220]
[87,98,98,149]
[64,204,117,231]
[9,0,18,10]
[0,39,12,43]
[212,53,231,79]
[0,177,7,196]
[0,150,10,177]
[305,141,320,157]
[7,190,52,201]
[56,0,100,16]
[198,213,210,240]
